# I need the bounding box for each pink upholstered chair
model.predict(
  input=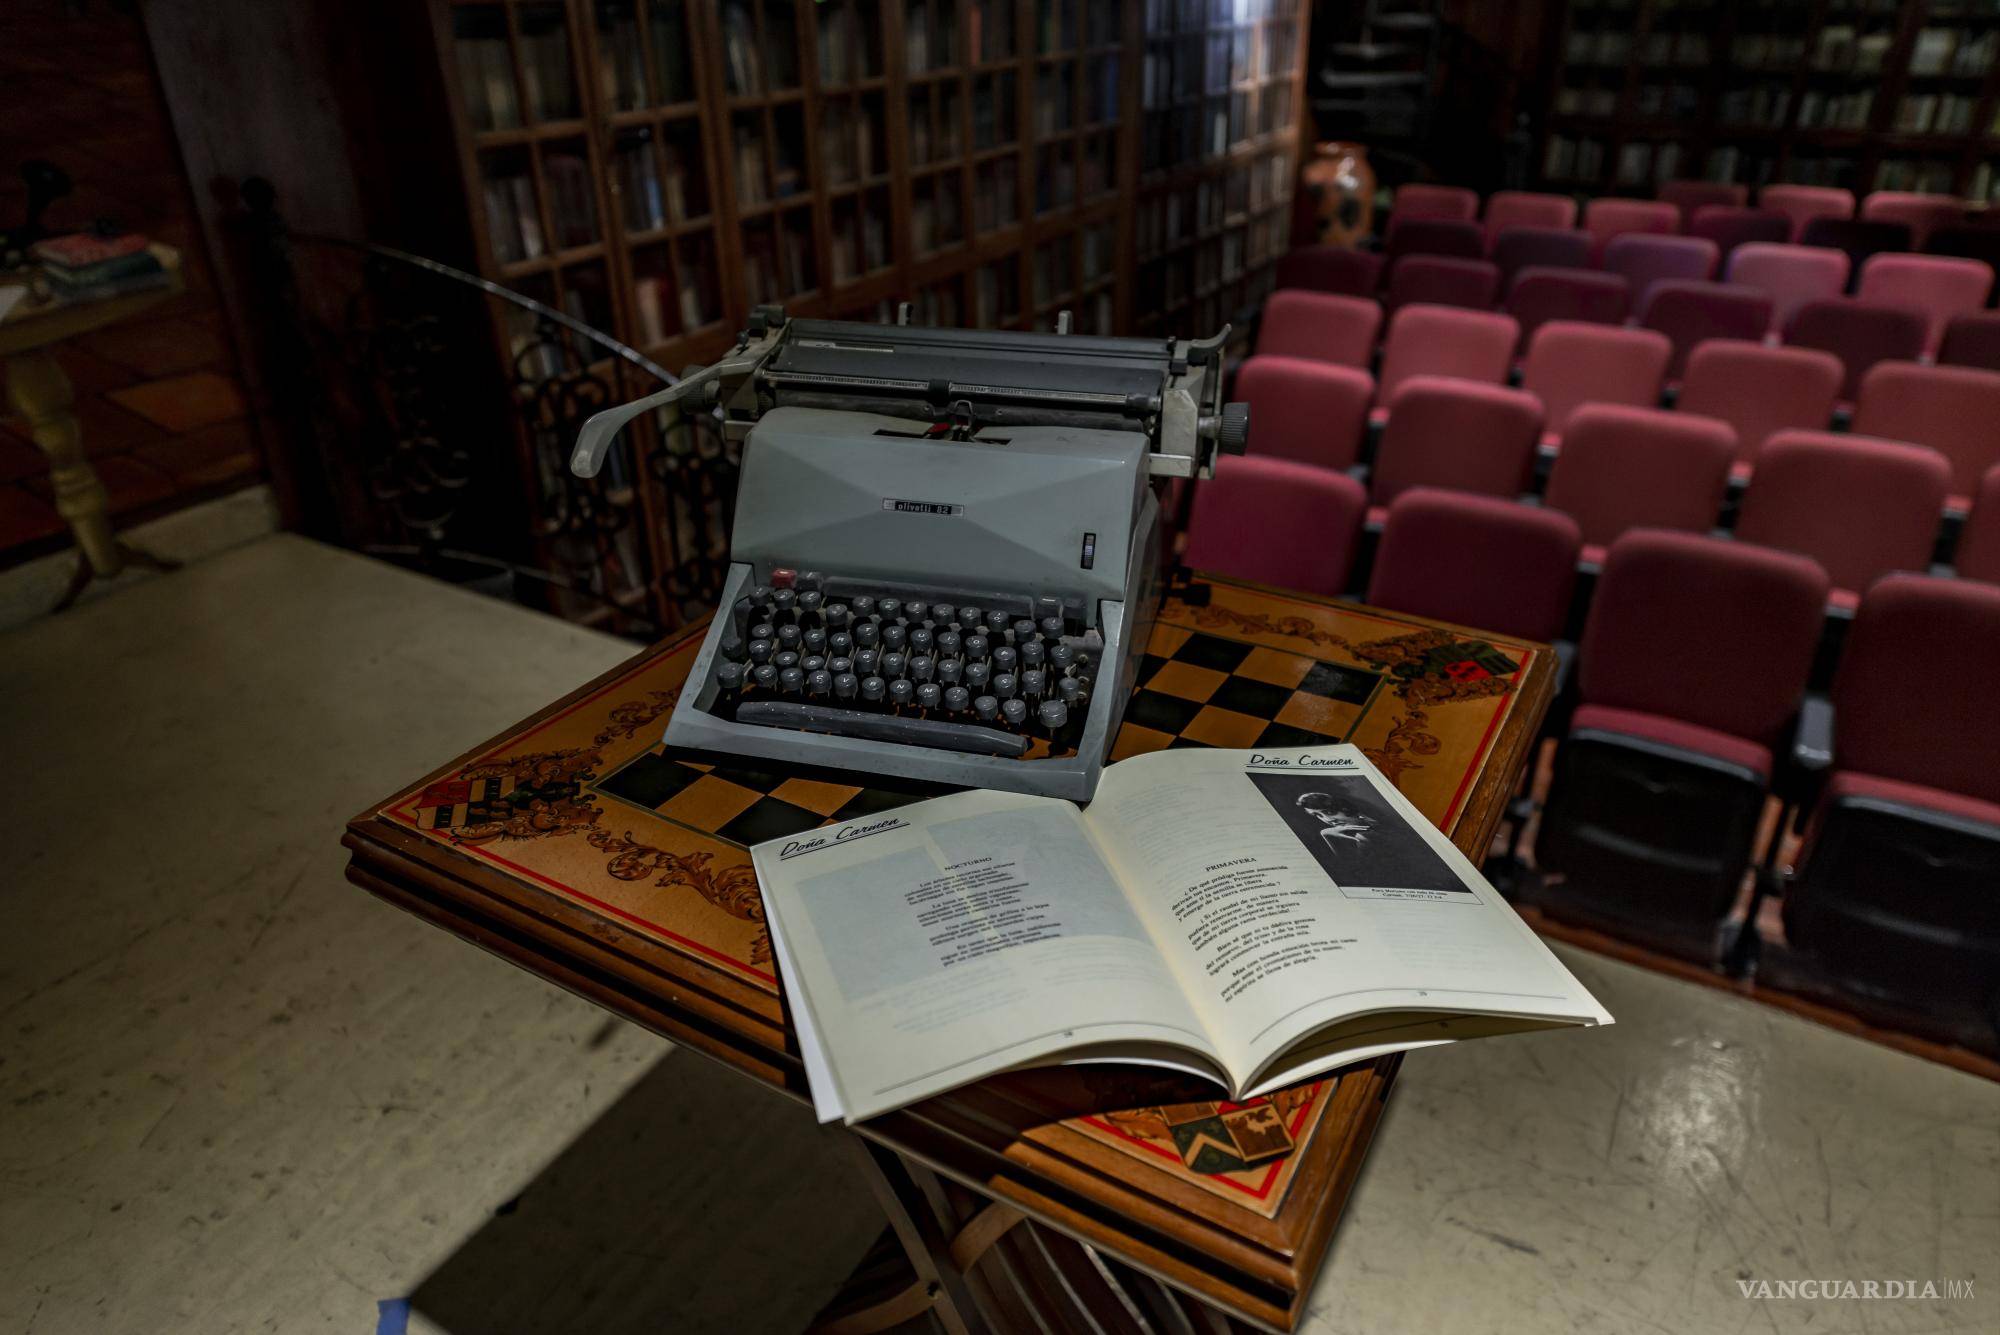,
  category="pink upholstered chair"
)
[1372,304,1519,407]
[1601,233,1720,309]
[1254,290,1382,366]
[1638,280,1774,379]
[1854,254,1996,355]
[1582,198,1682,261]
[1542,404,1737,563]
[1851,362,2000,506]
[1688,206,1791,259]
[1759,184,1856,242]
[1675,340,1843,467]
[1955,464,2000,584]
[1859,191,1966,248]
[1659,180,1748,226]
[1182,455,1367,596]
[1368,489,1581,643]
[1725,243,1851,333]
[1273,246,1384,297]
[1389,183,1480,228]
[1368,377,1544,514]
[1735,431,1952,608]
[1782,298,1931,402]
[1233,355,1375,471]
[1491,226,1593,288]
[1504,268,1631,352]
[1382,218,1487,272]
[1483,192,1579,252]
[1519,321,1672,444]
[1383,255,1501,313]
[1939,312,2000,372]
